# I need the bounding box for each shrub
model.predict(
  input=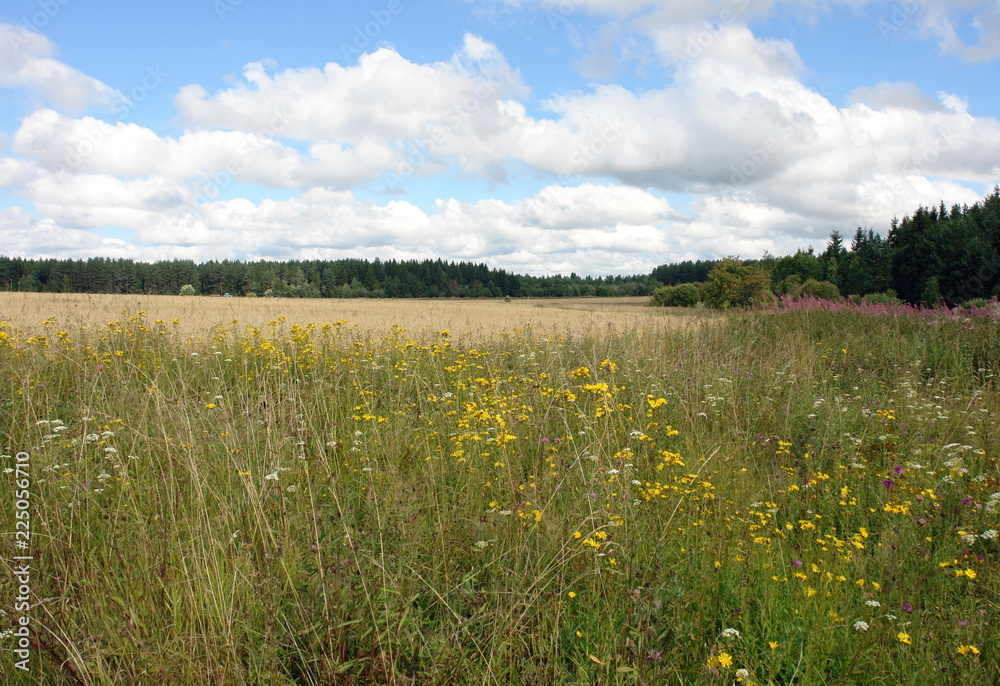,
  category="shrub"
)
[800,279,840,301]
[179,284,196,296]
[705,259,772,309]
[862,290,902,306]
